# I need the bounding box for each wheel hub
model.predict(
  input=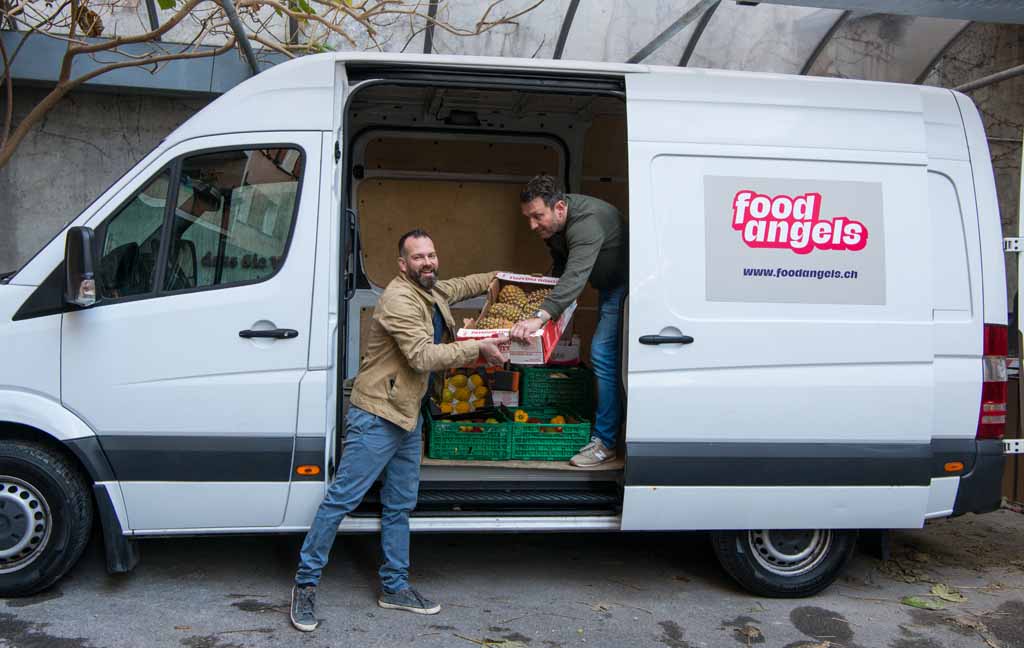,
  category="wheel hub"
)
[0,477,51,573]
[747,529,832,577]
